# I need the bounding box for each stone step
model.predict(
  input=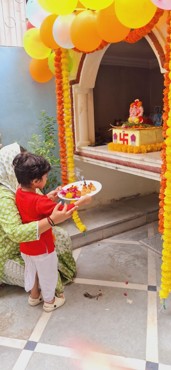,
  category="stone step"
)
[63,193,159,249]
